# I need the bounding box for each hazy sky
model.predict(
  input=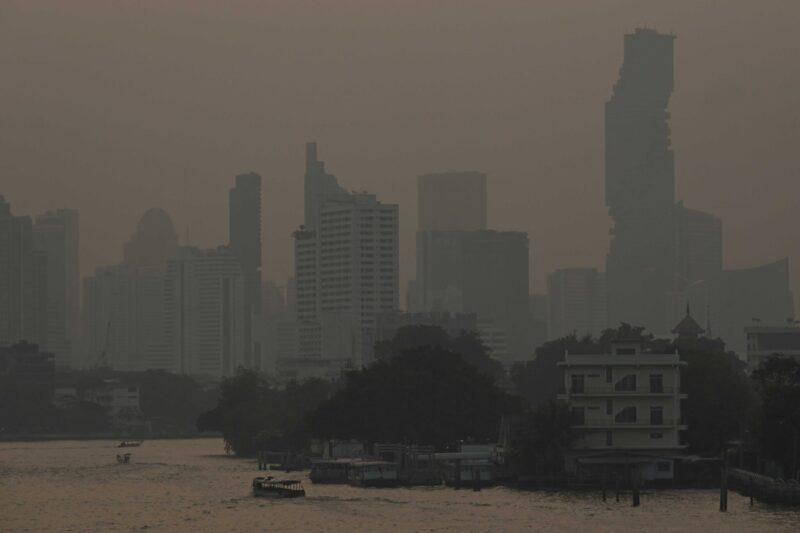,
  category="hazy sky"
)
[2,0,798,310]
